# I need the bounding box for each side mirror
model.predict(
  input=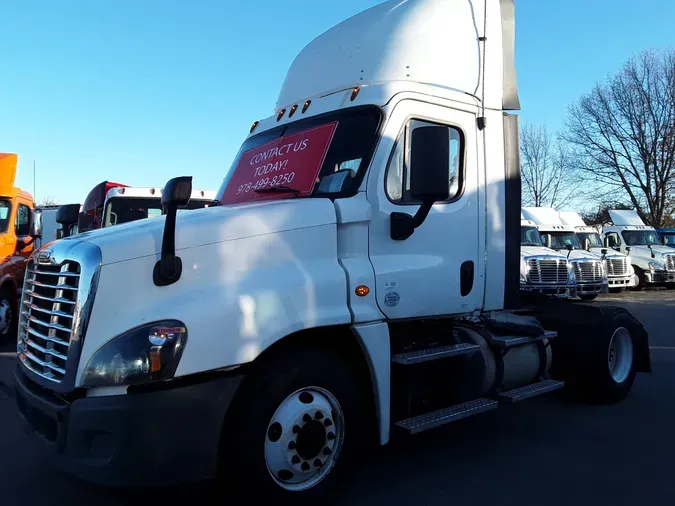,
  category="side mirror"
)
[565,243,574,257]
[626,246,631,255]
[603,236,609,248]
[544,235,552,249]
[154,176,192,286]
[31,210,43,239]
[391,126,450,241]
[601,248,608,256]
[583,238,590,251]
[56,203,81,238]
